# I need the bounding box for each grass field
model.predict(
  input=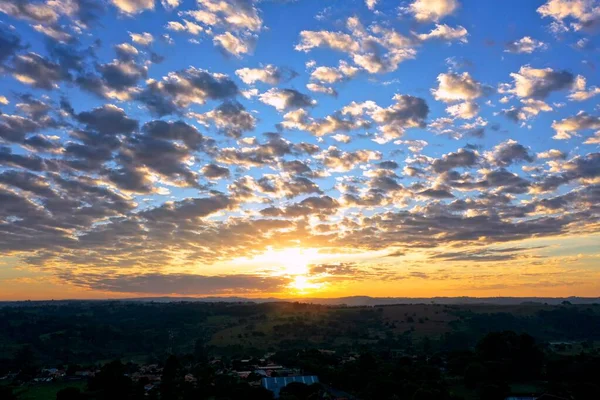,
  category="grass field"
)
[14,381,86,400]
